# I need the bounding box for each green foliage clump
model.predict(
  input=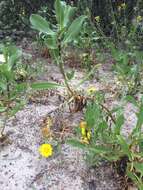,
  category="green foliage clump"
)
[30,0,86,95]
[68,94,143,189]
